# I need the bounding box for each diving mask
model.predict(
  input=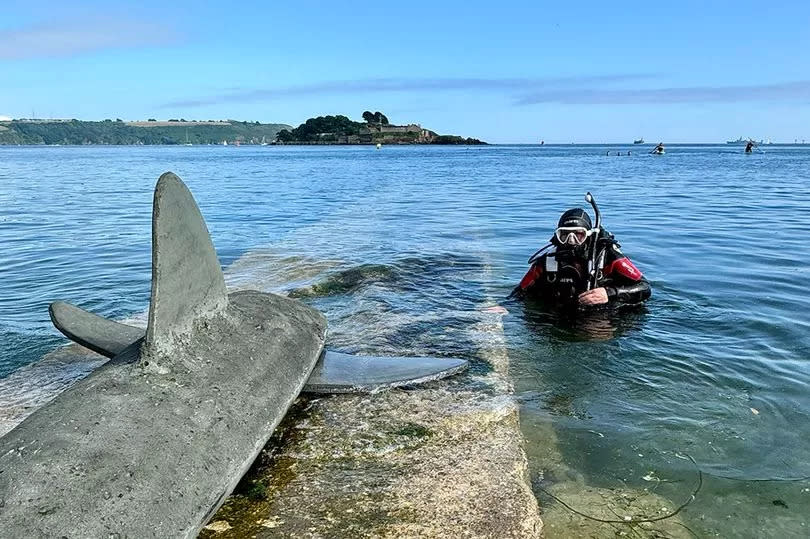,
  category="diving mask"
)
[554,226,590,246]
